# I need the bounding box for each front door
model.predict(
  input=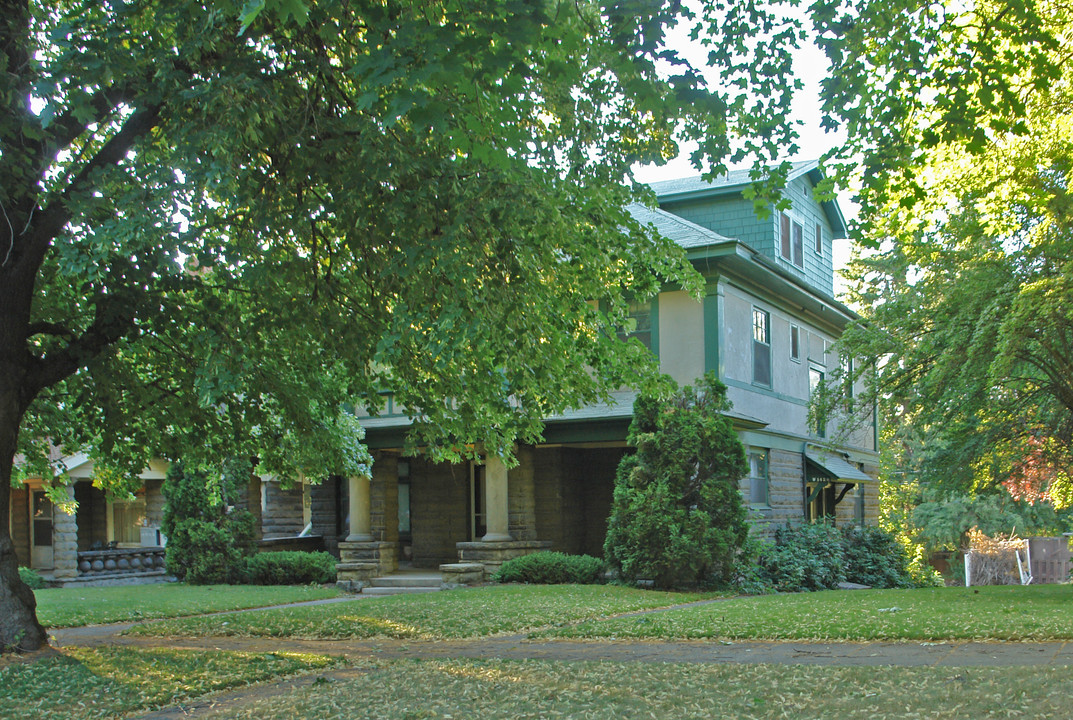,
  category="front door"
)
[30,490,54,569]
